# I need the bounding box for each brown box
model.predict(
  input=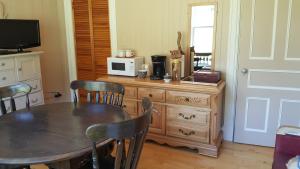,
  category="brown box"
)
[193,71,221,83]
